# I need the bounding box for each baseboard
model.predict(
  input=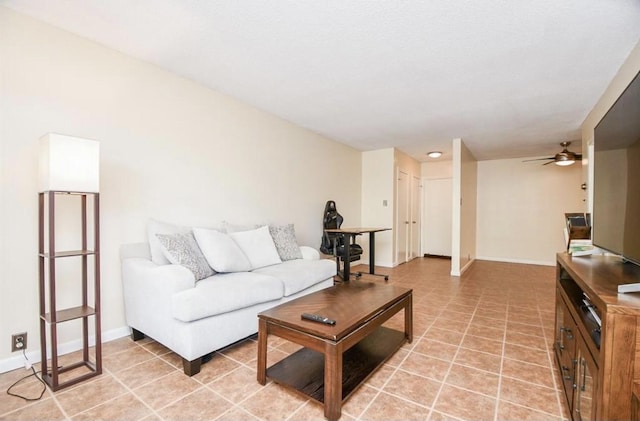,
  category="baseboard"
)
[423,254,452,259]
[460,258,474,274]
[0,326,131,374]
[475,255,555,267]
